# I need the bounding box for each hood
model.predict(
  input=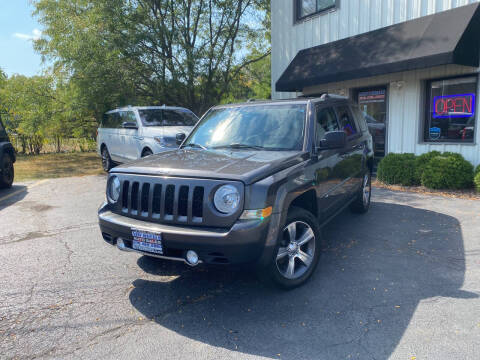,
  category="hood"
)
[112,149,308,184]
[143,126,193,137]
